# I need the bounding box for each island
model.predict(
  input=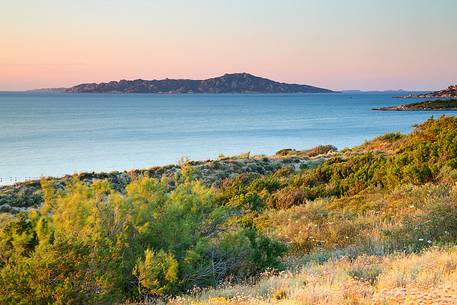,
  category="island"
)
[62,73,334,94]
[373,99,457,111]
